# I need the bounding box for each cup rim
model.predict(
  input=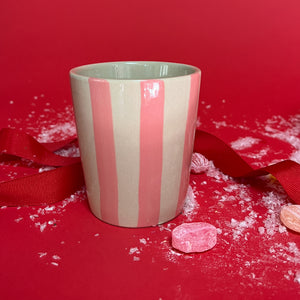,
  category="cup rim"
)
[70,61,201,81]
